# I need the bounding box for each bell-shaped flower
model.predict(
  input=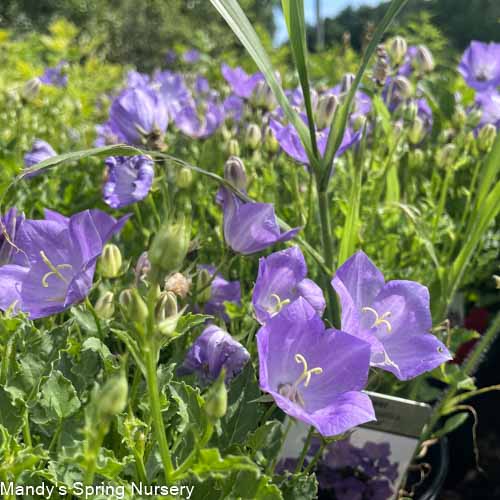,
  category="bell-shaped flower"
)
[103,155,154,209]
[174,100,225,139]
[221,63,264,99]
[475,90,500,129]
[40,61,69,88]
[331,251,451,380]
[109,86,168,145]
[458,41,500,92]
[252,246,325,324]
[156,70,191,119]
[216,187,299,255]
[257,298,375,437]
[0,208,24,266]
[0,209,129,319]
[178,325,250,383]
[24,139,57,177]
